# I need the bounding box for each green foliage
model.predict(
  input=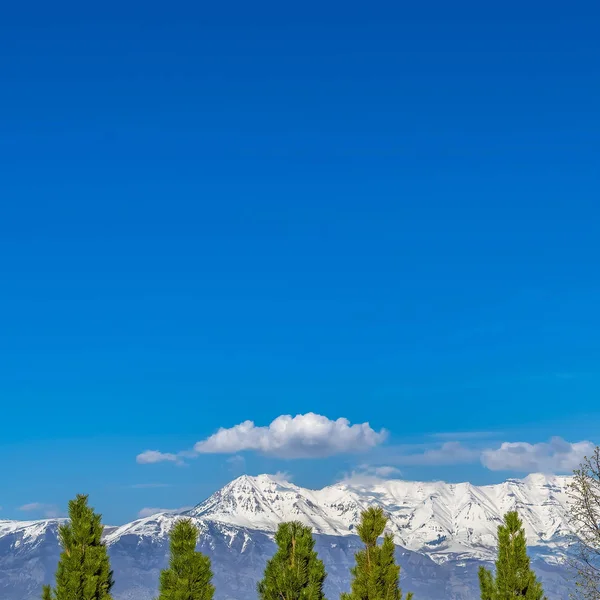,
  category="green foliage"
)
[43,494,114,600]
[257,521,327,600]
[478,565,495,600]
[478,511,546,600]
[341,507,413,600]
[157,518,215,600]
